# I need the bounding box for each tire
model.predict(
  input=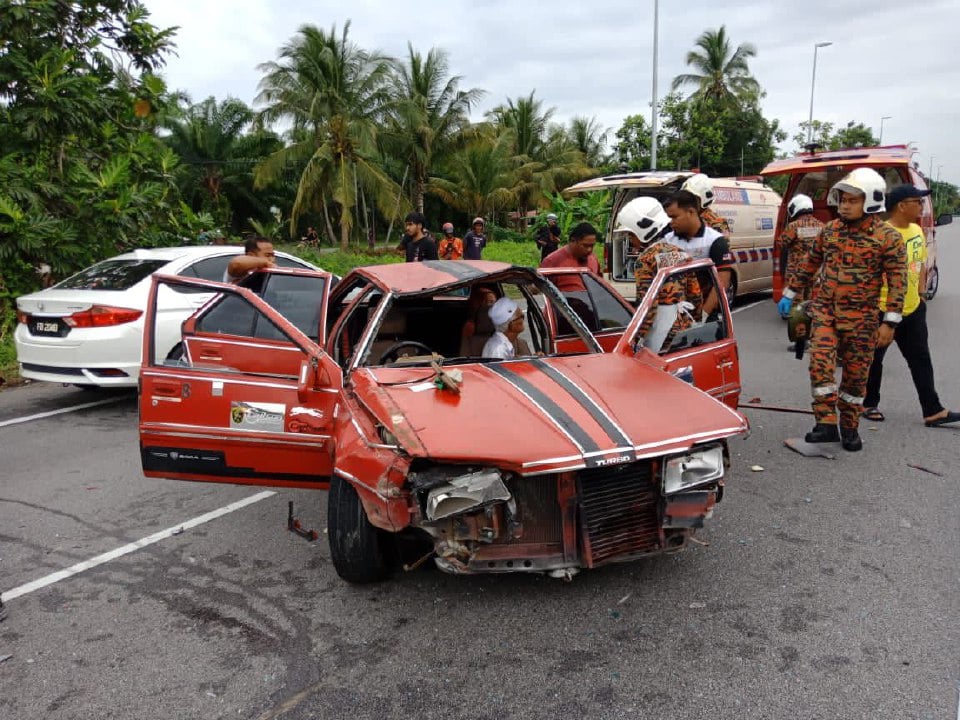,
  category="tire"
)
[925,266,939,301]
[327,473,390,584]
